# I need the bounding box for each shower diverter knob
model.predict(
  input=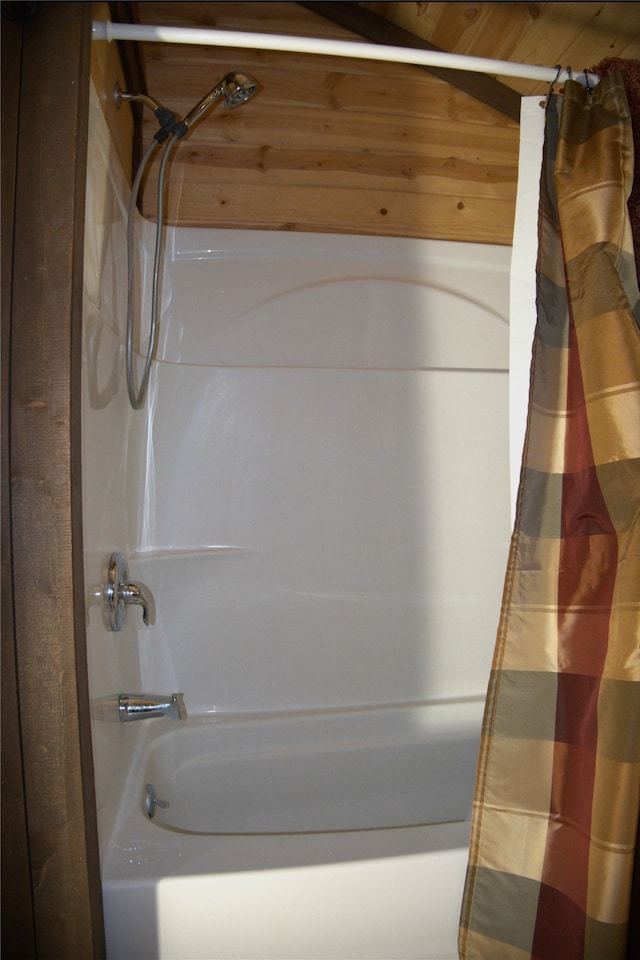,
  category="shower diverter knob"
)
[102,552,156,631]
